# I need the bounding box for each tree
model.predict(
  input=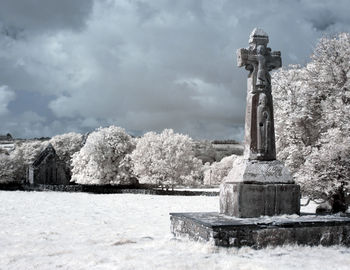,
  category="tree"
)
[203,155,237,186]
[130,129,203,188]
[49,132,84,169]
[0,140,48,183]
[296,128,350,212]
[71,126,135,185]
[17,140,48,165]
[272,33,350,211]
[0,133,84,183]
[0,148,24,183]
